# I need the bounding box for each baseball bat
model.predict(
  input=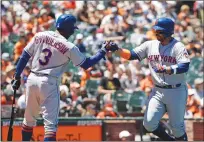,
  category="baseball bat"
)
[7,89,16,141]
